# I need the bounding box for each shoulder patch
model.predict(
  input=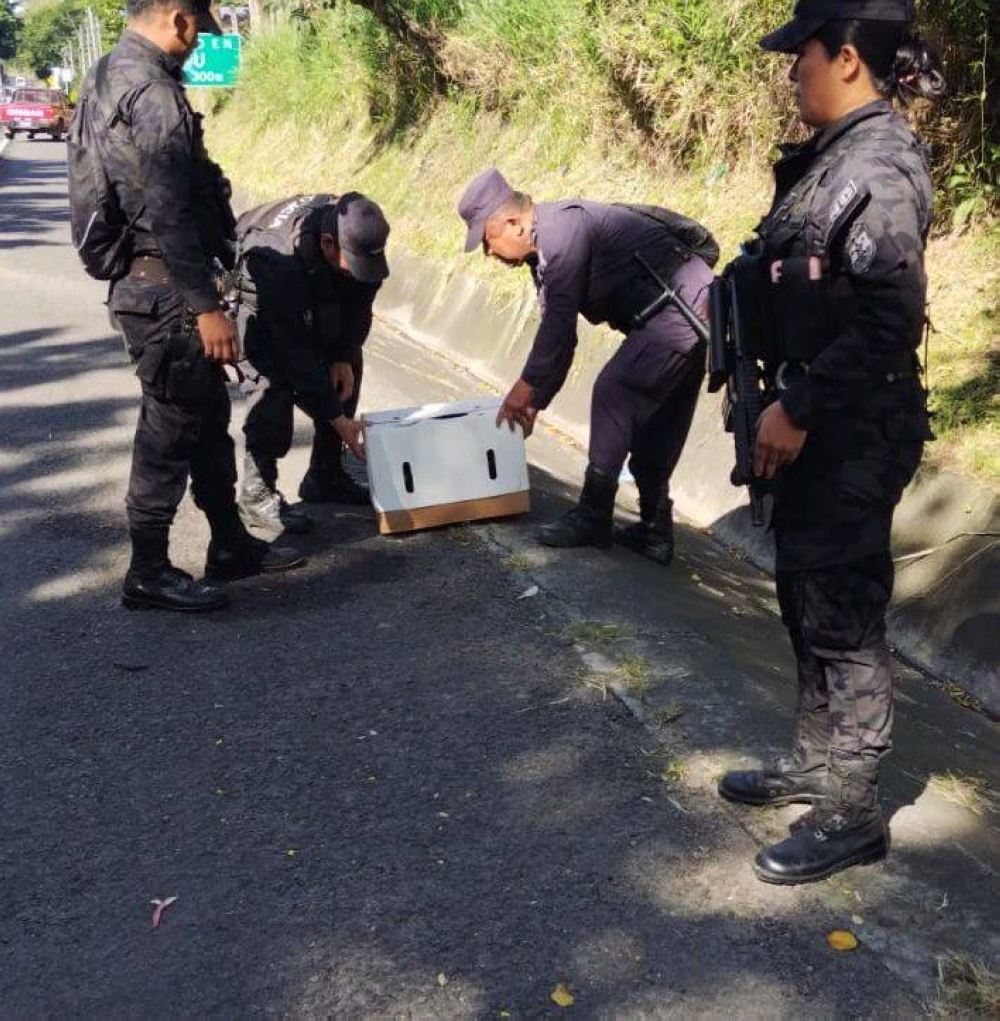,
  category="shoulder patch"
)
[845,221,877,275]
